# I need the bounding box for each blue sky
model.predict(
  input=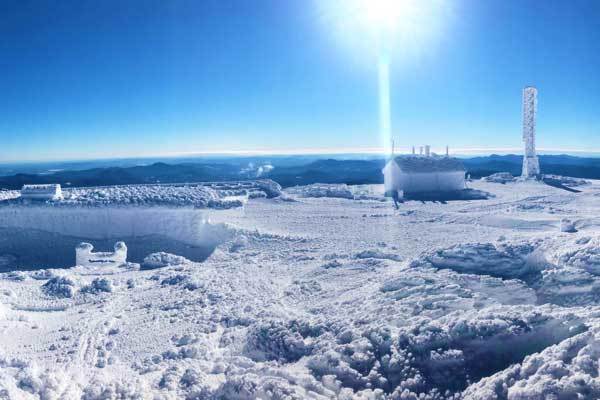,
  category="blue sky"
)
[0,0,599,161]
